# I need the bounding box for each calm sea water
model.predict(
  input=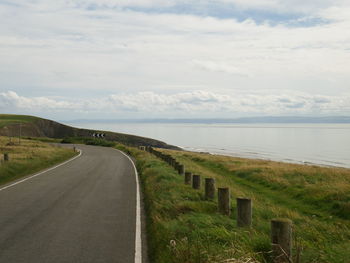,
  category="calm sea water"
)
[68,122,350,168]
